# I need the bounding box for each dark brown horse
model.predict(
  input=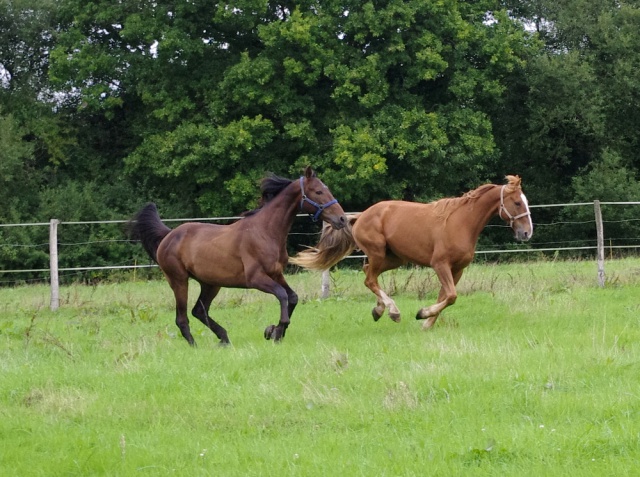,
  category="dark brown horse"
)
[290,175,533,329]
[127,167,346,345]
